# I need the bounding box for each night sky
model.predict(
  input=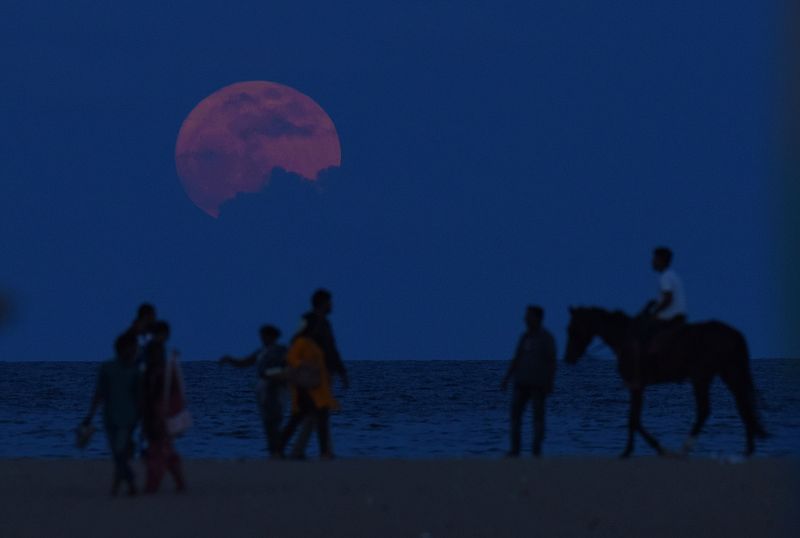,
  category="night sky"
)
[1,1,787,361]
